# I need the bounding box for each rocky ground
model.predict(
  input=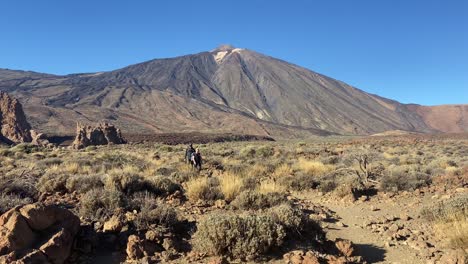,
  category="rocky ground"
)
[299,185,467,264]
